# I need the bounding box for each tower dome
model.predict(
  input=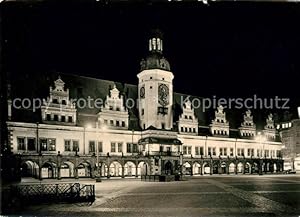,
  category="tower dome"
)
[140,29,171,71]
